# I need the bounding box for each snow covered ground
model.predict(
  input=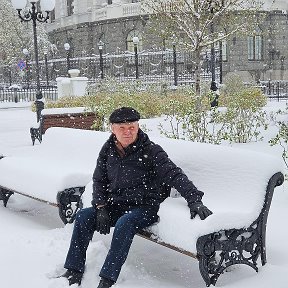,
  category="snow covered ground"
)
[0,102,288,288]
